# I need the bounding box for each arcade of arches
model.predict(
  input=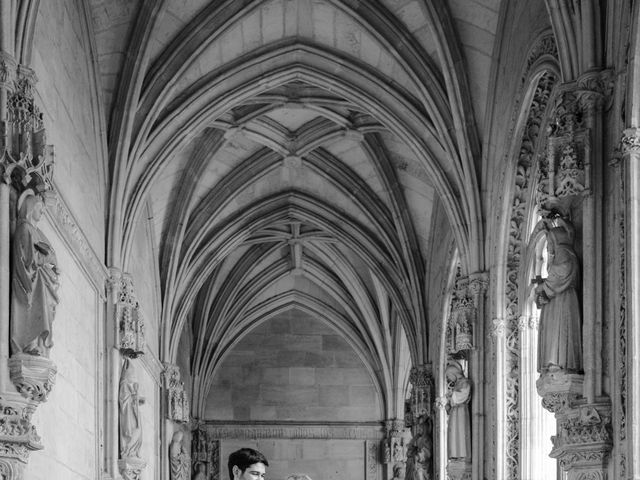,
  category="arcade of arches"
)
[0,1,639,479]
